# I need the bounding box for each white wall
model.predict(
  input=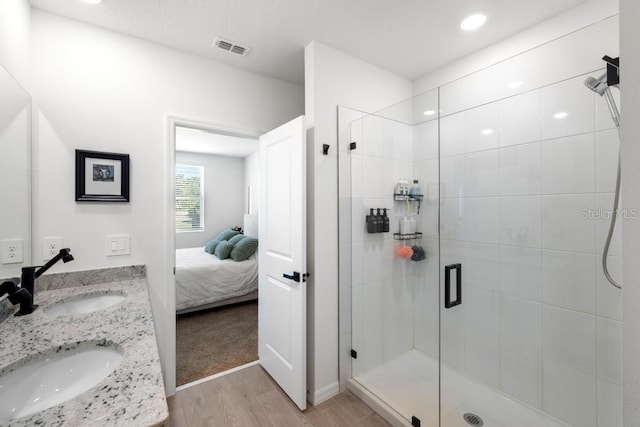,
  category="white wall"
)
[620,0,640,424]
[31,10,304,392]
[175,151,245,249]
[0,0,31,89]
[243,151,259,215]
[304,41,412,402]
